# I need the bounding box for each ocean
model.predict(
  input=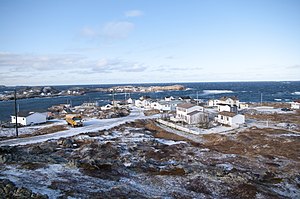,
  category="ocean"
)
[0,81,300,122]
